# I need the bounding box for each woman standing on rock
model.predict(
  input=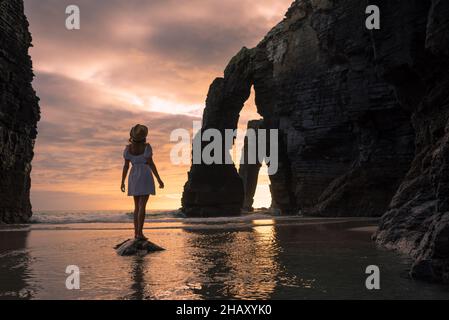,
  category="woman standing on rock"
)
[121,124,164,240]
